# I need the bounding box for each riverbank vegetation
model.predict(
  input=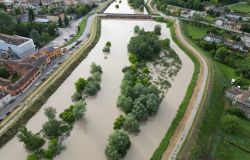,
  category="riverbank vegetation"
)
[17,100,86,160]
[105,24,181,160]
[128,0,145,10]
[178,20,250,160]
